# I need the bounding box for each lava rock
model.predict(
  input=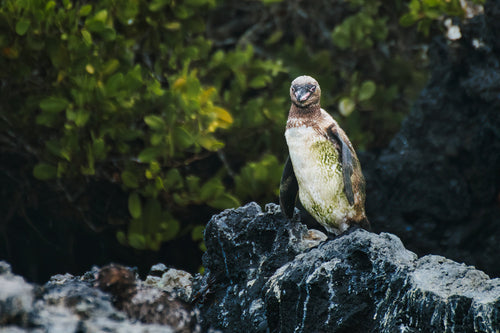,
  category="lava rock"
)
[0,261,201,333]
[197,202,326,332]
[144,266,194,302]
[0,262,34,327]
[96,264,137,306]
[196,202,500,333]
